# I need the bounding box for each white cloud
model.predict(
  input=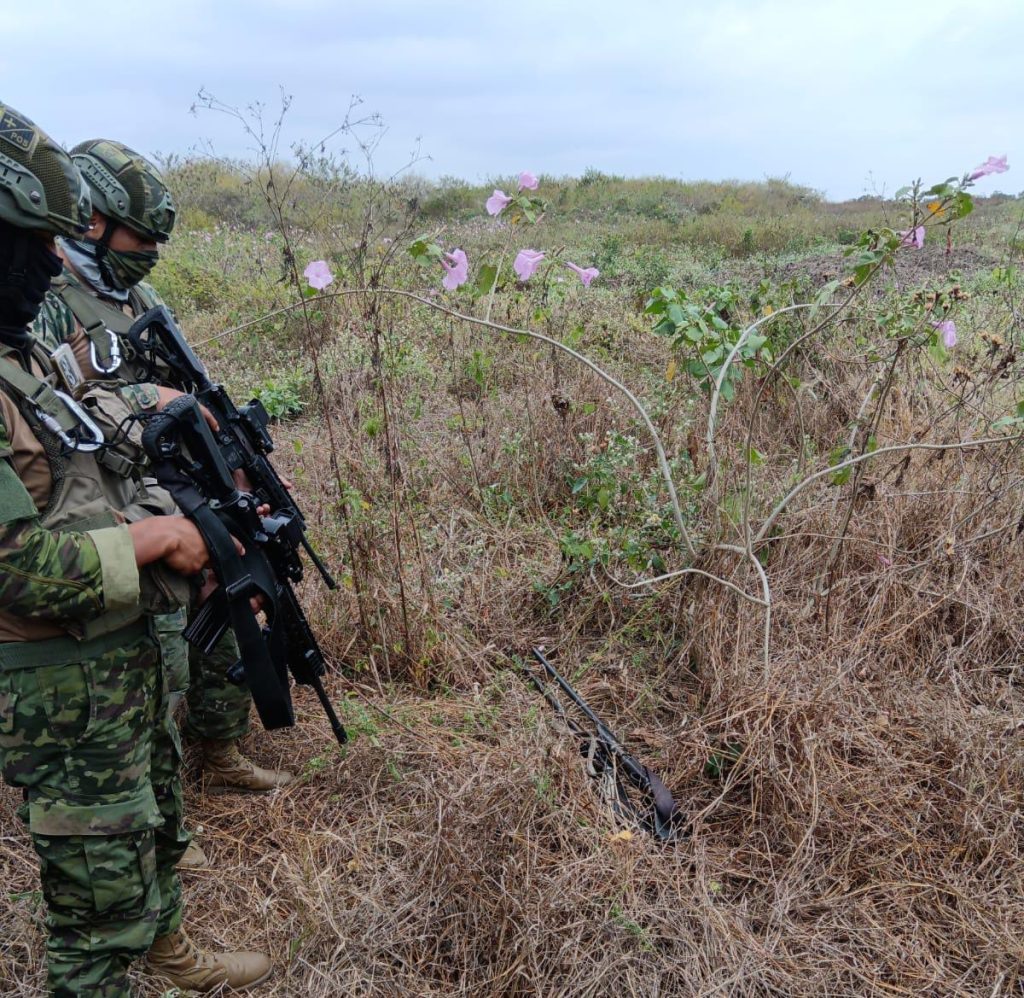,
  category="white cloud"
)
[3,0,1020,197]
